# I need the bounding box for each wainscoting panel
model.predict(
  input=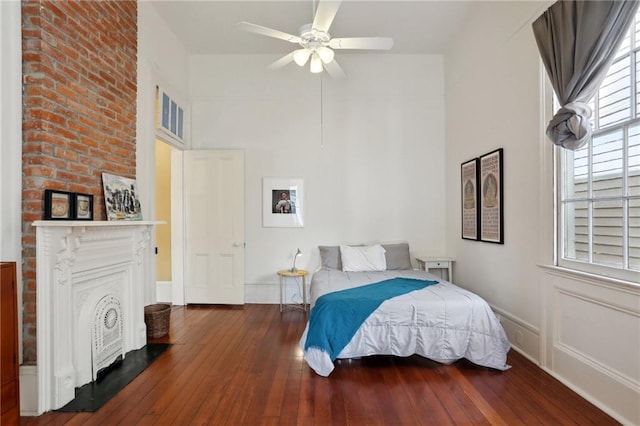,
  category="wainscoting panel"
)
[556,289,638,383]
[541,268,639,426]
